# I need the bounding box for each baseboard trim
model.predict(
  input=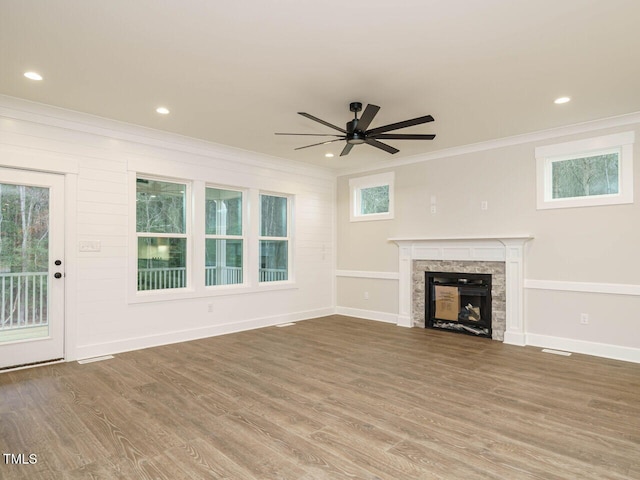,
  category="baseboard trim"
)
[335,306,398,324]
[335,306,640,364]
[75,307,334,360]
[526,333,640,364]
